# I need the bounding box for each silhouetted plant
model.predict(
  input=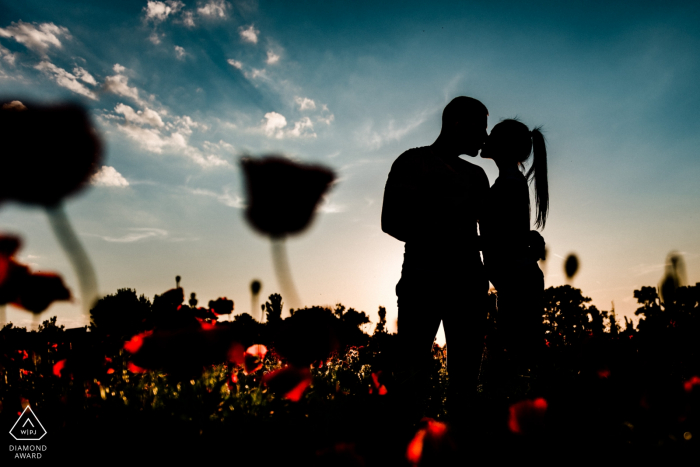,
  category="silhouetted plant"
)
[240,156,336,307]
